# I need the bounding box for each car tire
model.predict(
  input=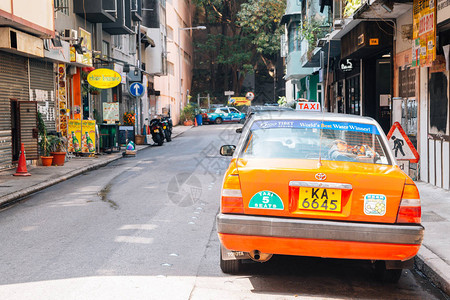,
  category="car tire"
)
[215,118,223,124]
[374,261,402,283]
[220,250,241,274]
